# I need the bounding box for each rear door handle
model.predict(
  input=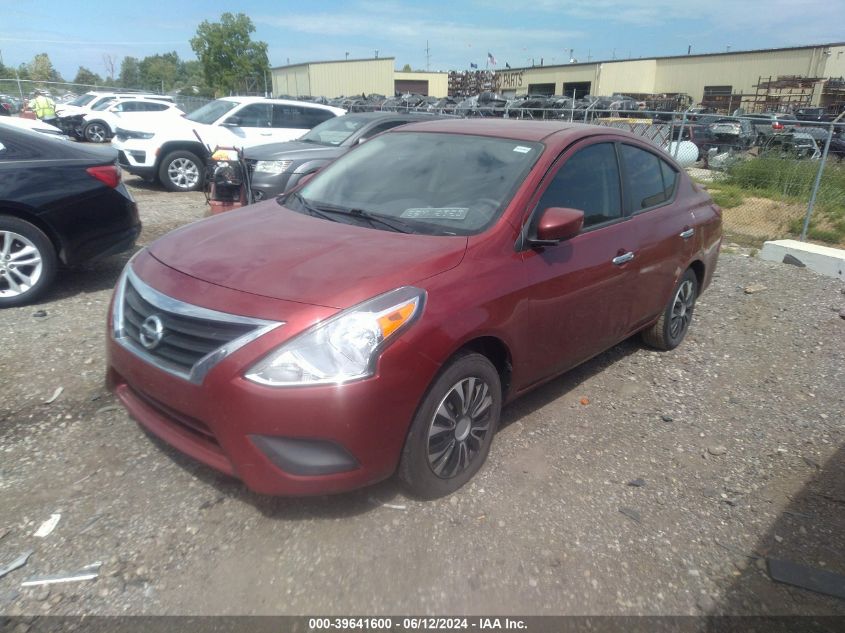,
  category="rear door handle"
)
[612,252,635,265]
[680,228,695,239]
